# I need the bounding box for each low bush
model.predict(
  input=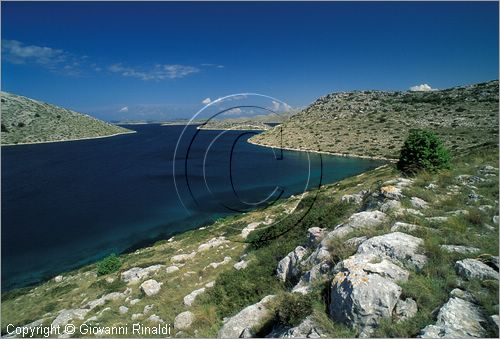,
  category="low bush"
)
[96,253,121,276]
[274,293,313,327]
